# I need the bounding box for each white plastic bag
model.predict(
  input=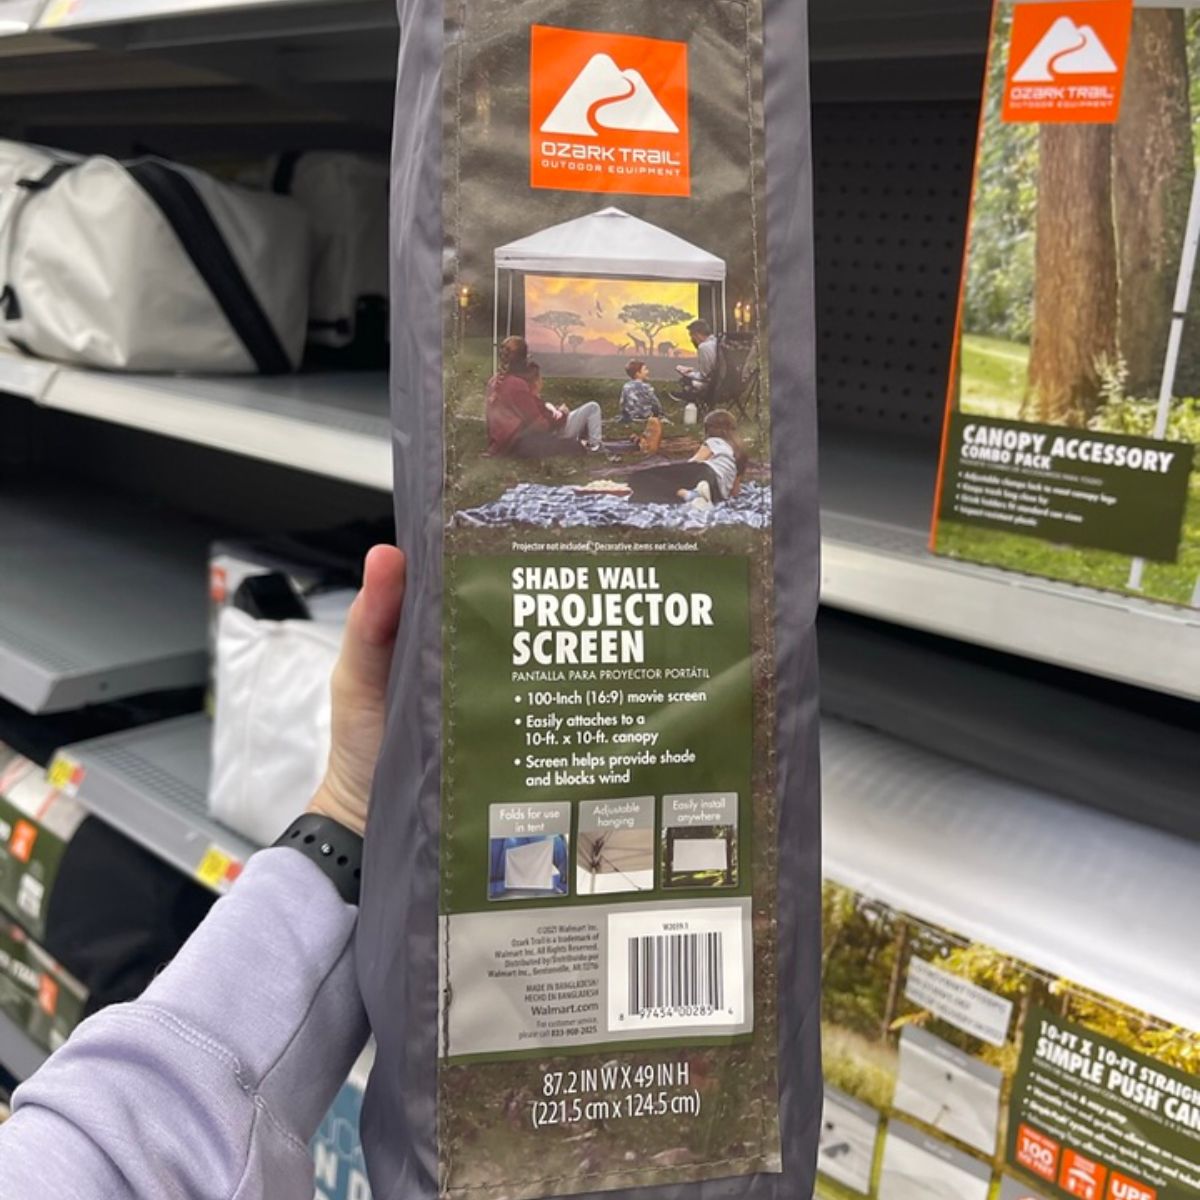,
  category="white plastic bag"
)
[209,599,352,845]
